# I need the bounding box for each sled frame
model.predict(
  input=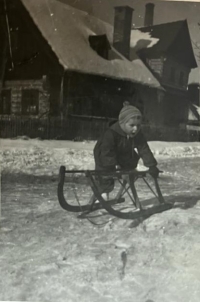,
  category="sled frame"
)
[57,166,173,220]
